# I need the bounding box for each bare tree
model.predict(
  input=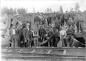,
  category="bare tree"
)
[75,3,80,12]
[1,8,17,16]
[45,8,52,13]
[1,8,17,28]
[59,6,63,13]
[17,8,27,15]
